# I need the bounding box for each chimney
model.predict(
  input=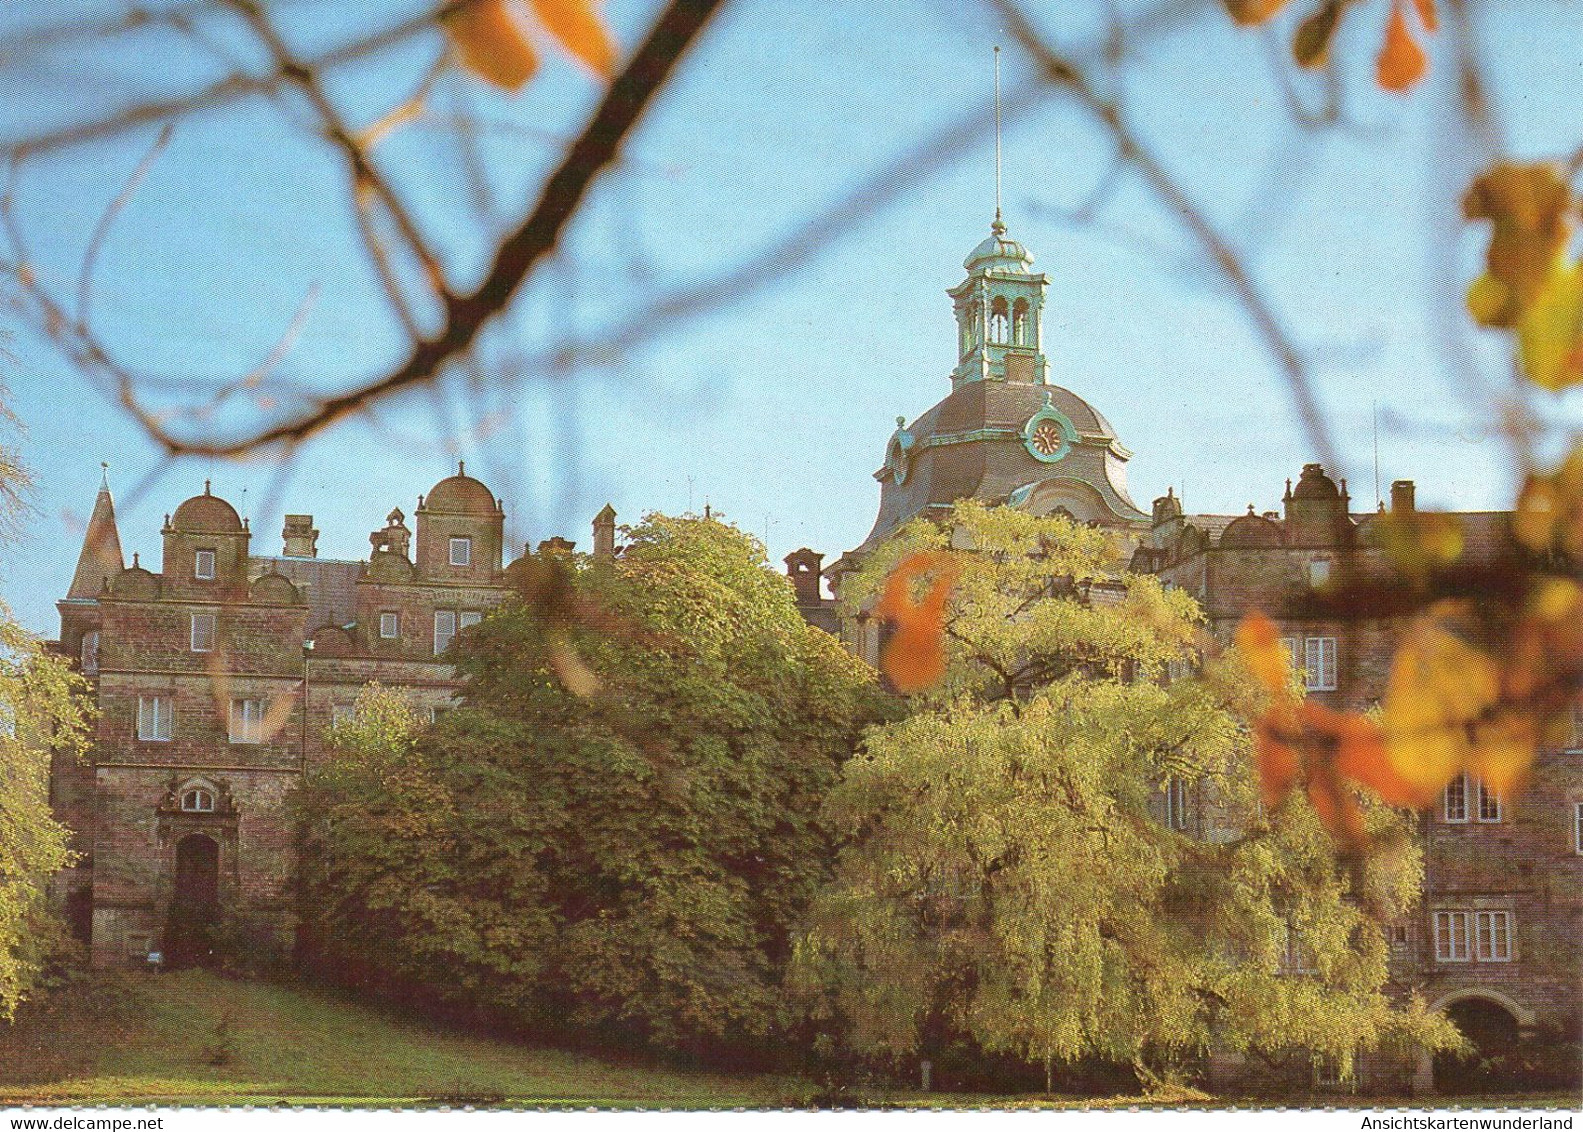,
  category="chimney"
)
[592,504,617,559]
[1151,487,1183,528]
[282,514,318,558]
[1391,480,1416,514]
[784,548,824,605]
[369,508,411,559]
